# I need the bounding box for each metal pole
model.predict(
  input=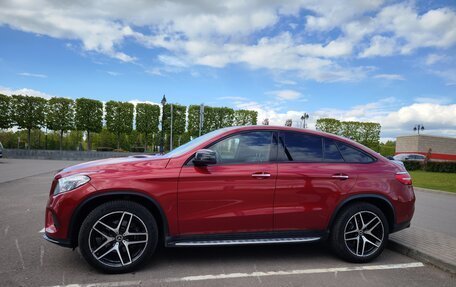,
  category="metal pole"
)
[199,104,204,136]
[170,104,173,151]
[160,105,164,153]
